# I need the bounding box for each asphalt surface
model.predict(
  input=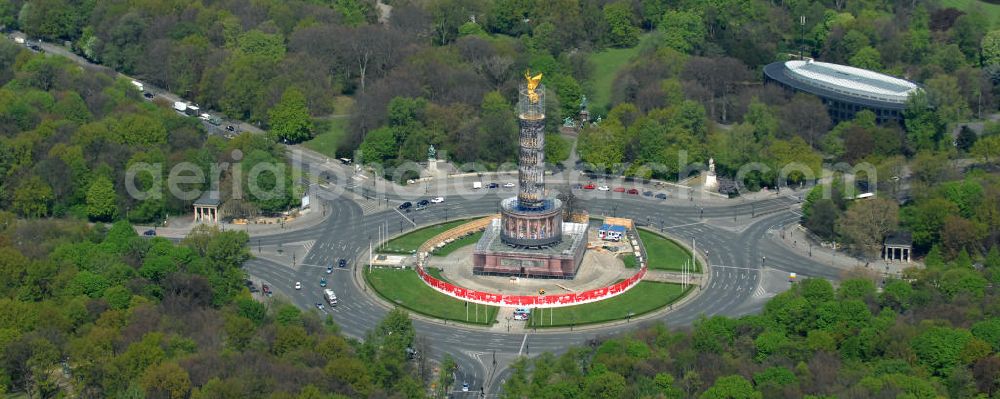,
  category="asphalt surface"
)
[247,186,835,398]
